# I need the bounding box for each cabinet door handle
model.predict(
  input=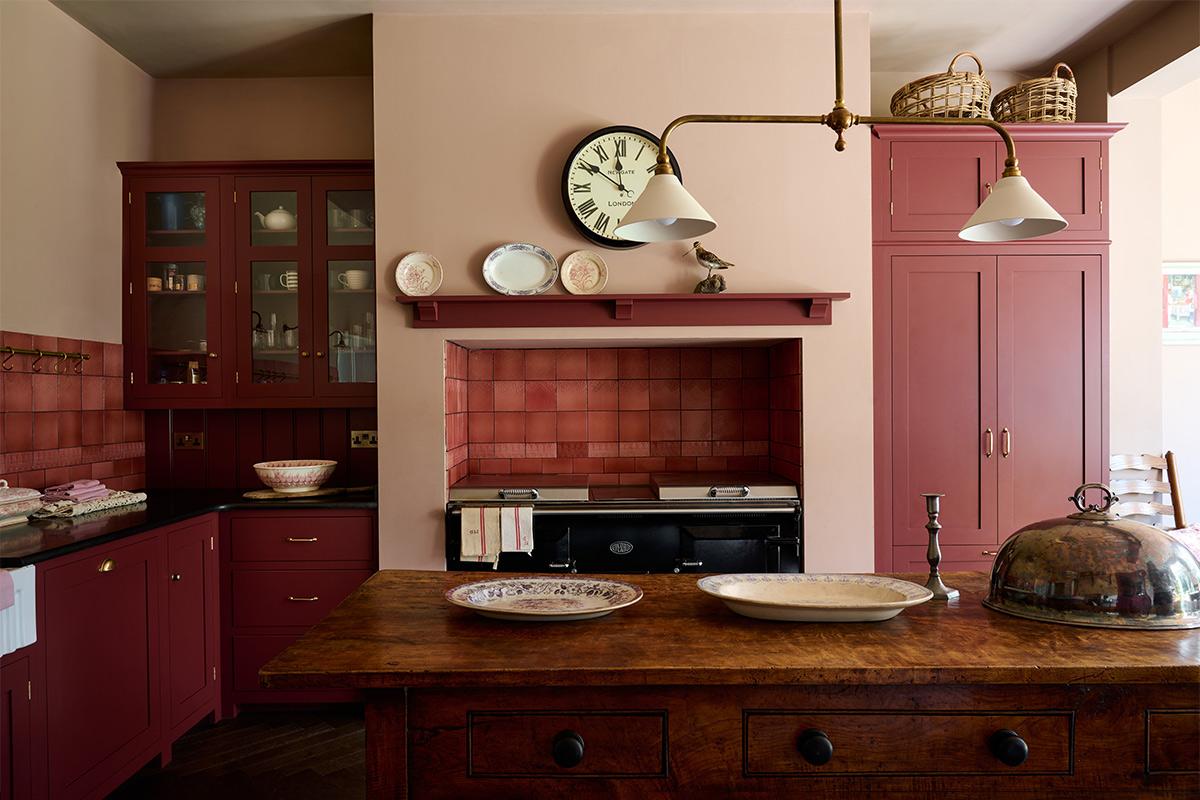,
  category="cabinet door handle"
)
[1001,427,1011,458]
[208,352,218,359]
[984,428,993,458]
[170,573,182,582]
[316,351,325,358]
[98,558,116,573]
[286,537,318,543]
[287,596,320,602]
[300,351,310,358]
[981,550,999,557]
